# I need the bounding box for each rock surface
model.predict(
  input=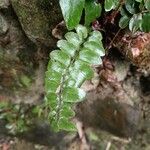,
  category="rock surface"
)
[11,0,63,46]
[0,0,63,103]
[0,15,8,35]
[0,3,38,101]
[0,0,10,9]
